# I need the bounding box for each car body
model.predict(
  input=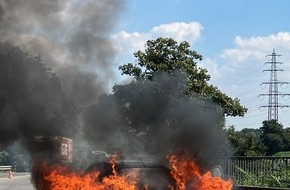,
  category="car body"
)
[86,160,224,189]
[86,160,176,189]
